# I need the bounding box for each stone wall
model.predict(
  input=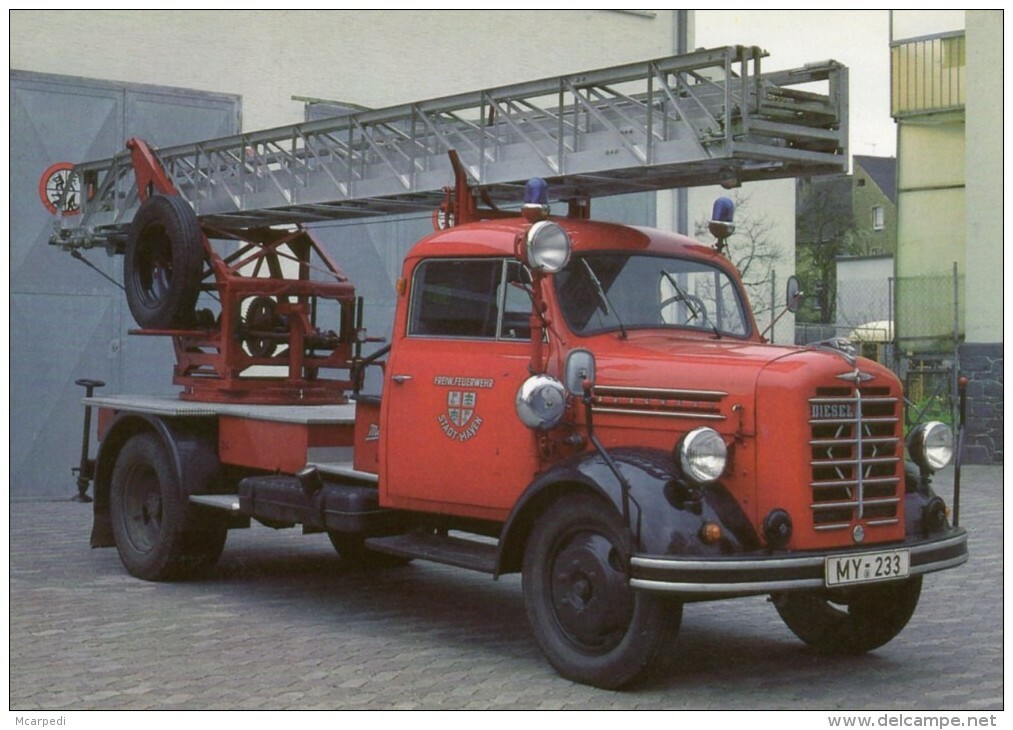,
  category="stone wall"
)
[959,342,1003,464]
